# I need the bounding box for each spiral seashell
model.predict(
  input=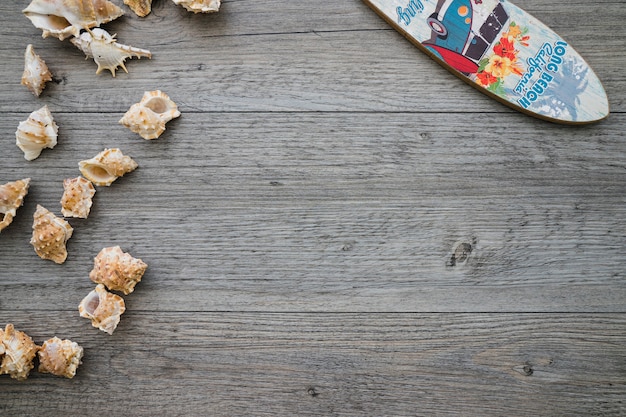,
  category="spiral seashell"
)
[30,204,73,264]
[172,0,220,13]
[16,105,59,161]
[23,0,124,41]
[0,324,40,381]
[0,178,30,233]
[38,337,84,379]
[79,284,126,335]
[21,44,52,97]
[71,28,151,77]
[61,177,96,218]
[119,90,181,140]
[90,246,148,295]
[78,148,138,186]
[124,0,152,17]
